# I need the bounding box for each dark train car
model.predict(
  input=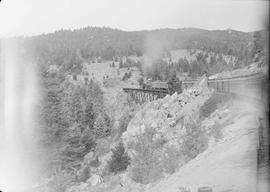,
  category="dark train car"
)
[144,80,182,94]
[143,80,168,91]
[150,81,169,91]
